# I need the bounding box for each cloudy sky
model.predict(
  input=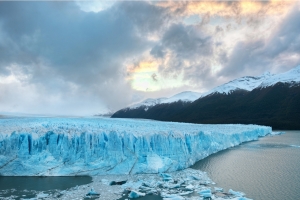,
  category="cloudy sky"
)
[0,0,299,115]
